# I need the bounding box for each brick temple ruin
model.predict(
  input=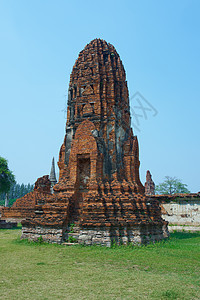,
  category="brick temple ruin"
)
[145,170,155,196]
[2,39,169,245]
